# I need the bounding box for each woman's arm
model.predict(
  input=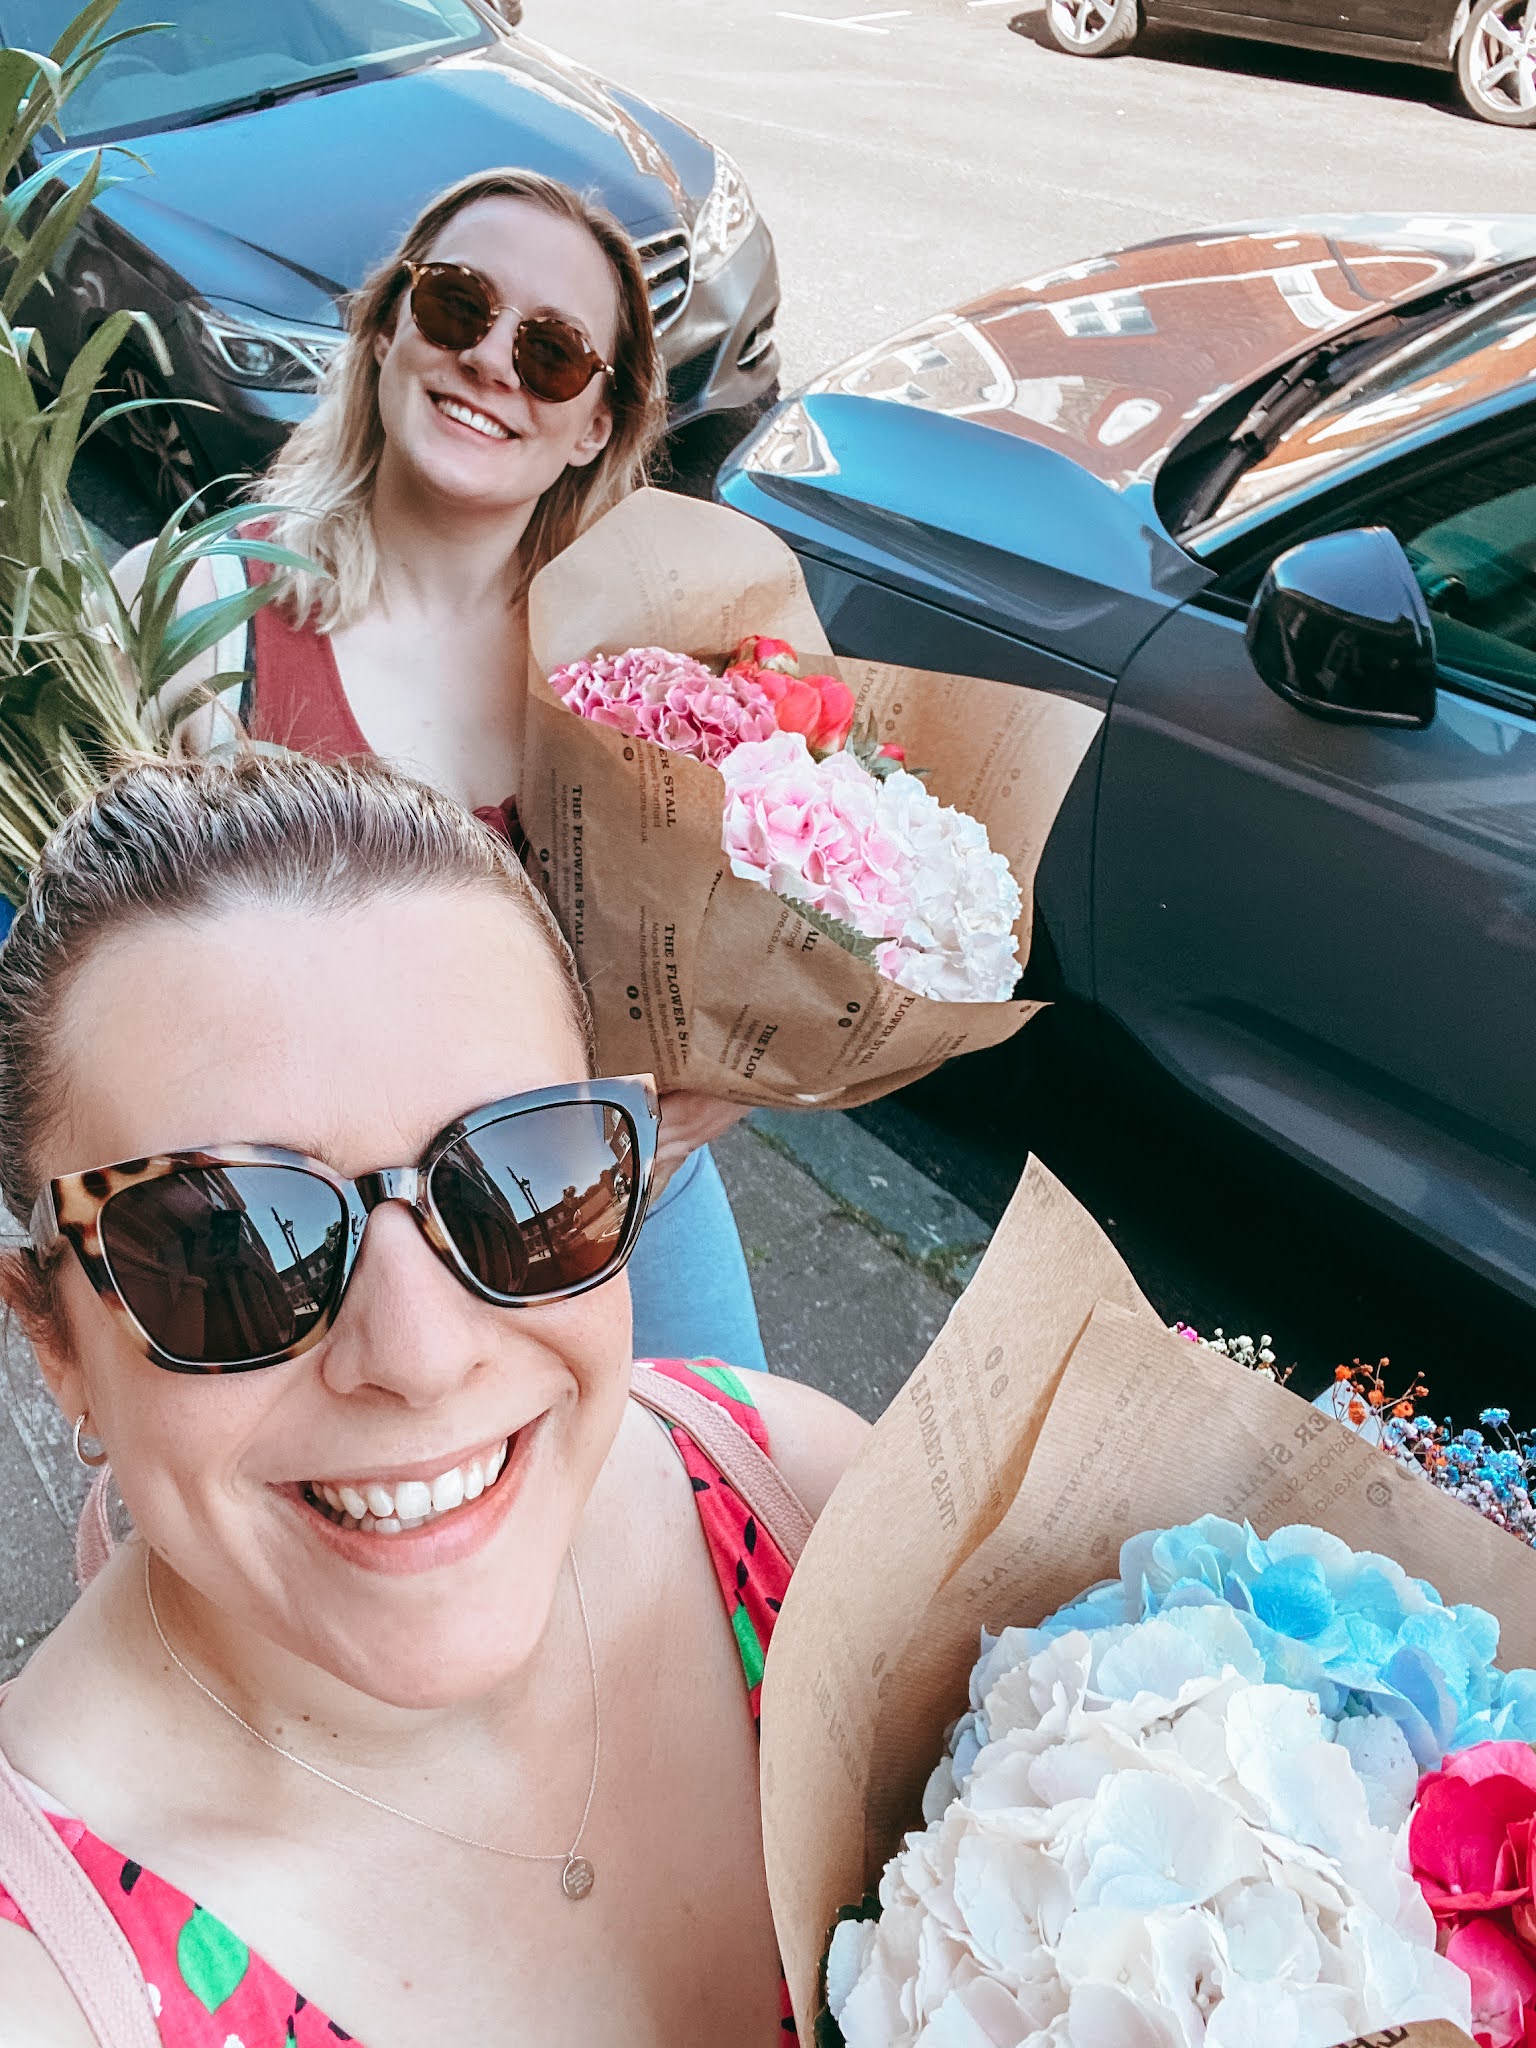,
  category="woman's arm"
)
[110,541,230,755]
[738,1372,870,1522]
[0,1920,101,2047]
